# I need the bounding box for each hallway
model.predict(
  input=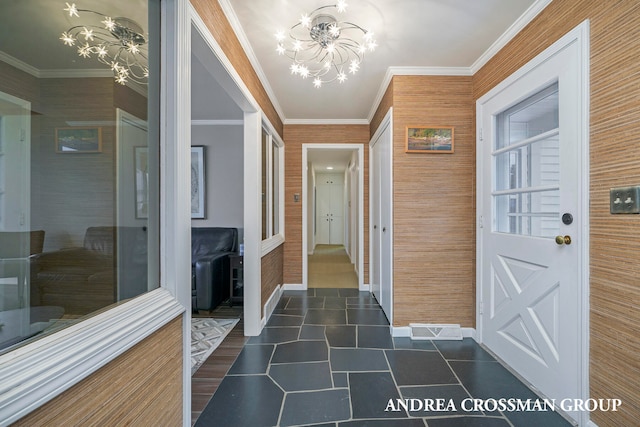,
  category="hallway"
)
[308,245,359,288]
[194,289,572,427]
